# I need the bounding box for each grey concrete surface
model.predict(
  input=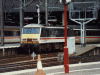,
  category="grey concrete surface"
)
[1,61,100,75]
